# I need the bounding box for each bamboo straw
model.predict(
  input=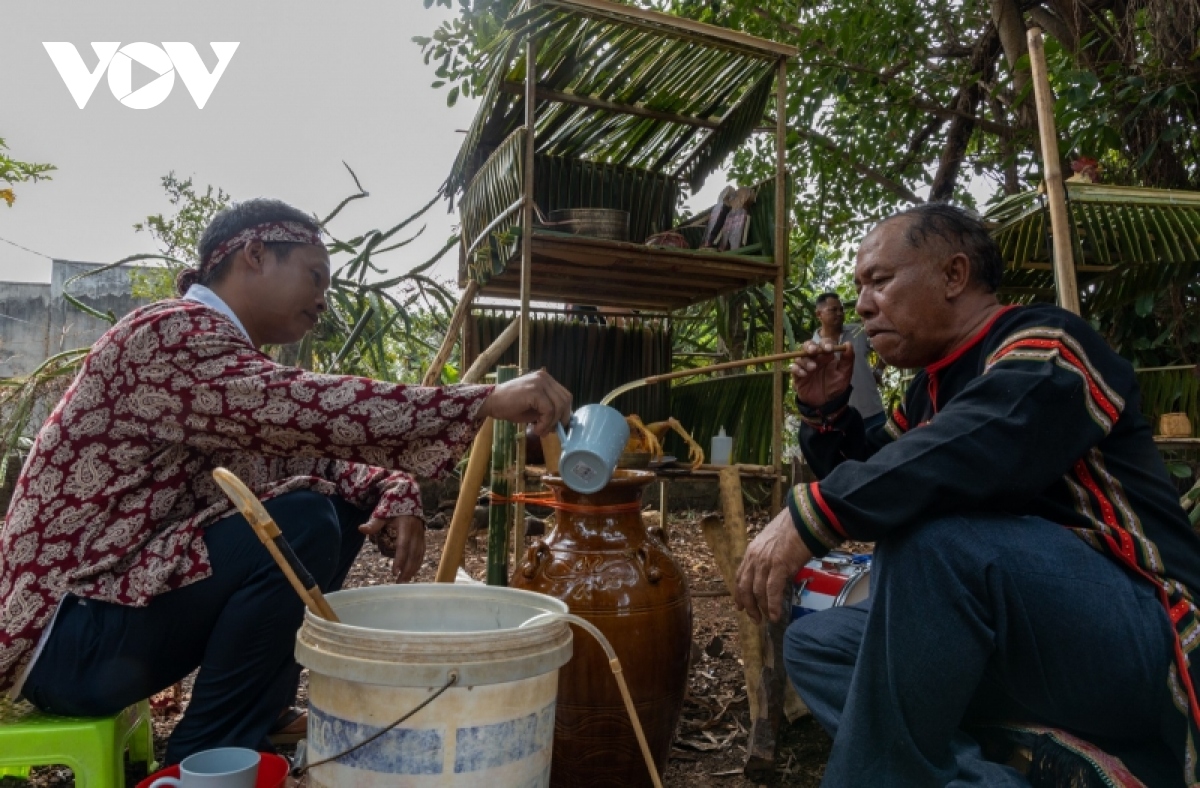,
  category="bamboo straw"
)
[212,468,340,622]
[600,343,851,406]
